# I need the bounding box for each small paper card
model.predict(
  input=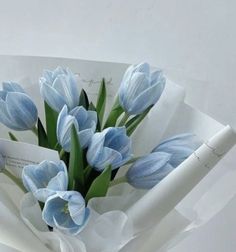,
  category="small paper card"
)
[0,138,60,178]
